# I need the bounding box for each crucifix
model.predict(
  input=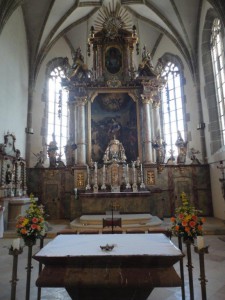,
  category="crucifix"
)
[110,200,120,233]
